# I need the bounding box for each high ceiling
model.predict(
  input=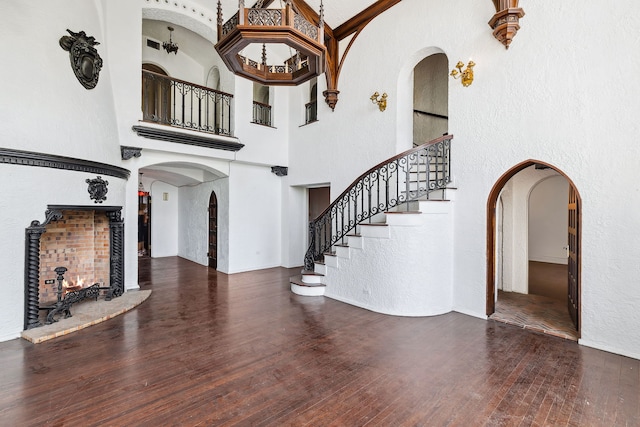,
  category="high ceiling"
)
[142,0,396,184]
